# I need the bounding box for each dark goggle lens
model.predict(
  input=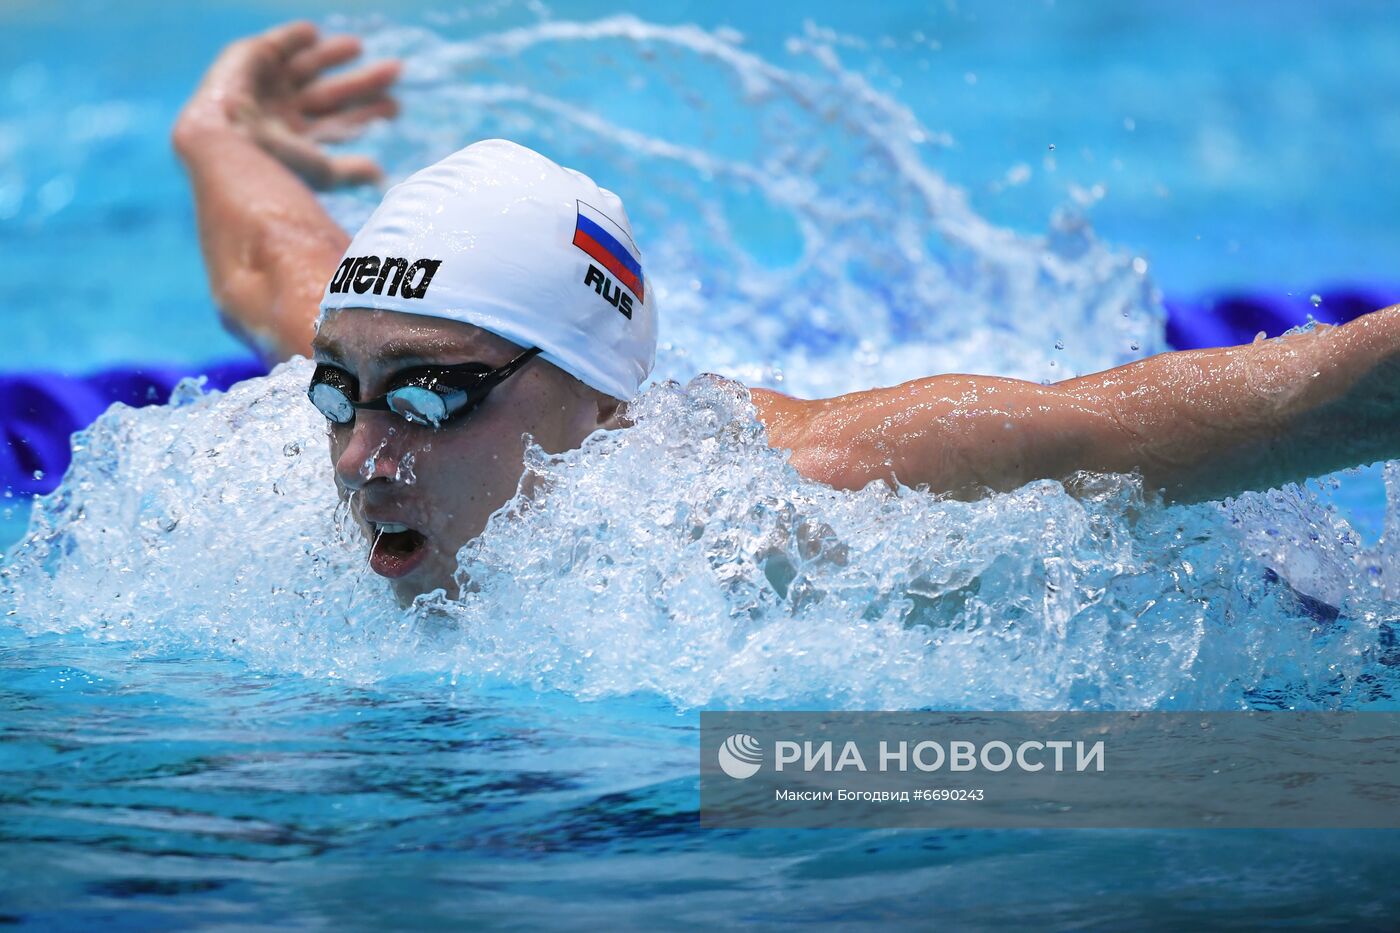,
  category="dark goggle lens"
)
[386,386,451,427]
[309,381,355,424]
